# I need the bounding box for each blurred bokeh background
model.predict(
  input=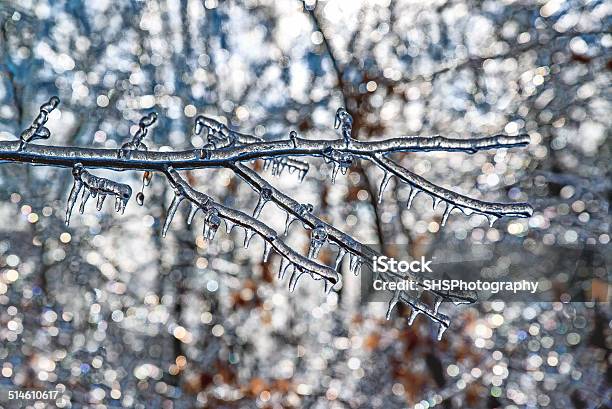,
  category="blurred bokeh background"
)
[0,0,609,407]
